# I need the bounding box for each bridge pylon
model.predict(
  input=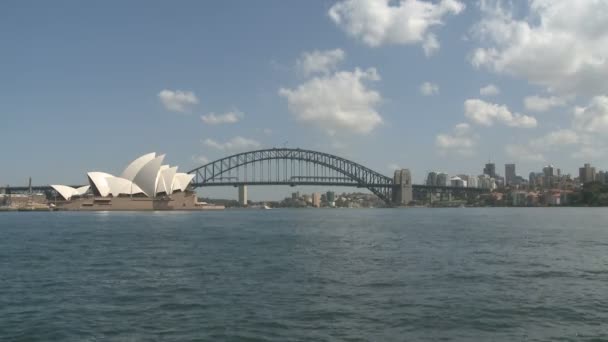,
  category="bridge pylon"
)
[392,169,412,206]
